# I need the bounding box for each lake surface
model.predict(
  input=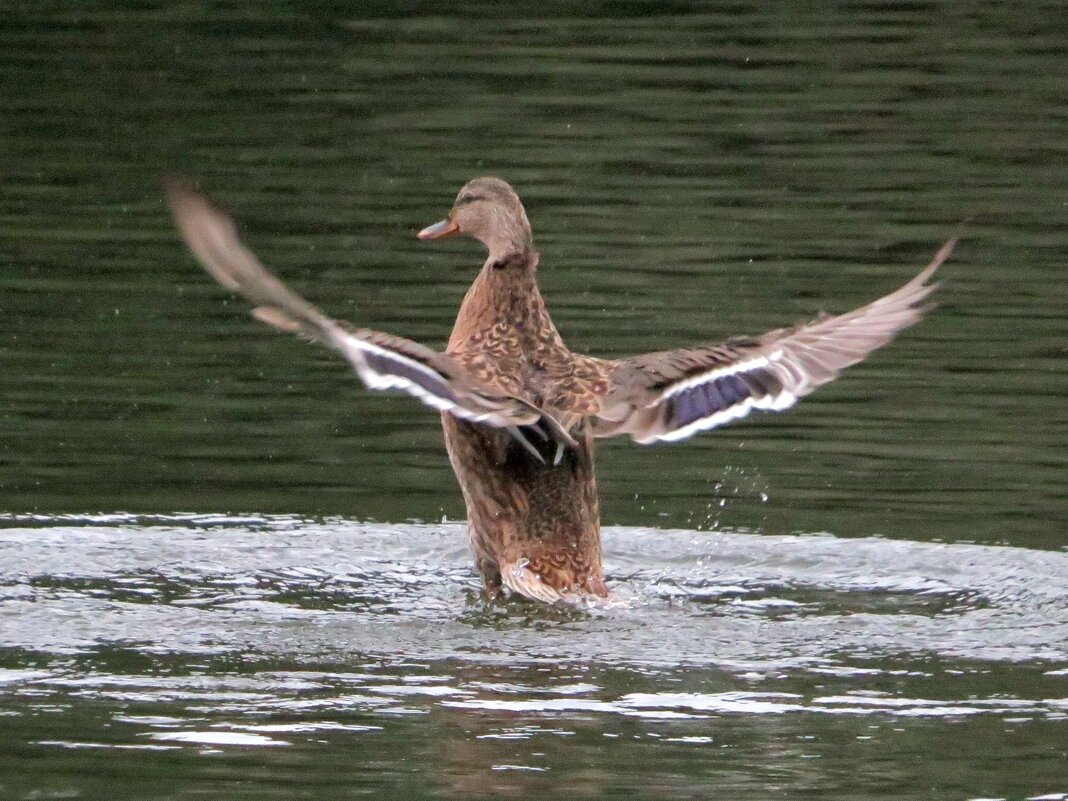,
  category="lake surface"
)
[2,2,1066,799]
